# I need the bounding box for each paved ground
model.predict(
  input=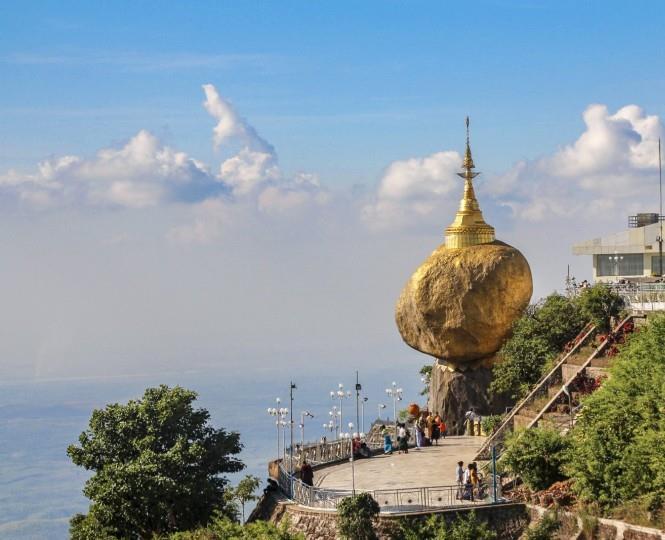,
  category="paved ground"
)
[315,436,485,491]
